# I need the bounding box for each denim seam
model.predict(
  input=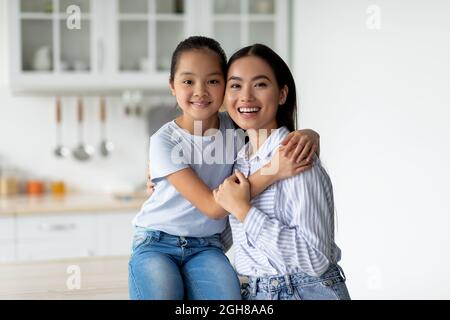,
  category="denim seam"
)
[183,270,206,300]
[128,263,143,300]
